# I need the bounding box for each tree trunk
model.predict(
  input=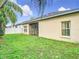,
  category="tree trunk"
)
[0,23,4,39]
